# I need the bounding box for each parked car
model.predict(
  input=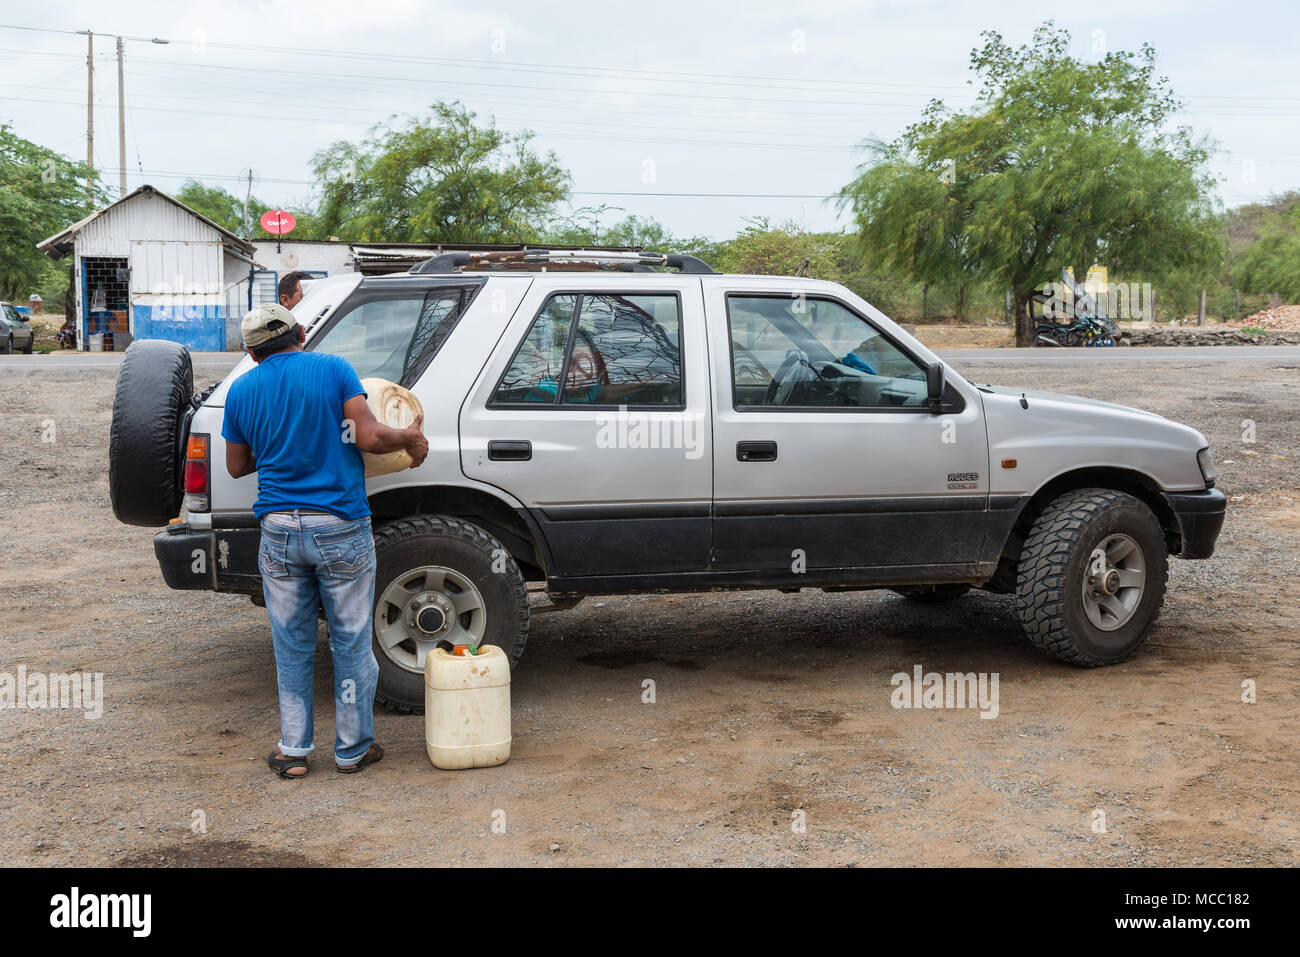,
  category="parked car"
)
[0,301,35,354]
[108,250,1226,712]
